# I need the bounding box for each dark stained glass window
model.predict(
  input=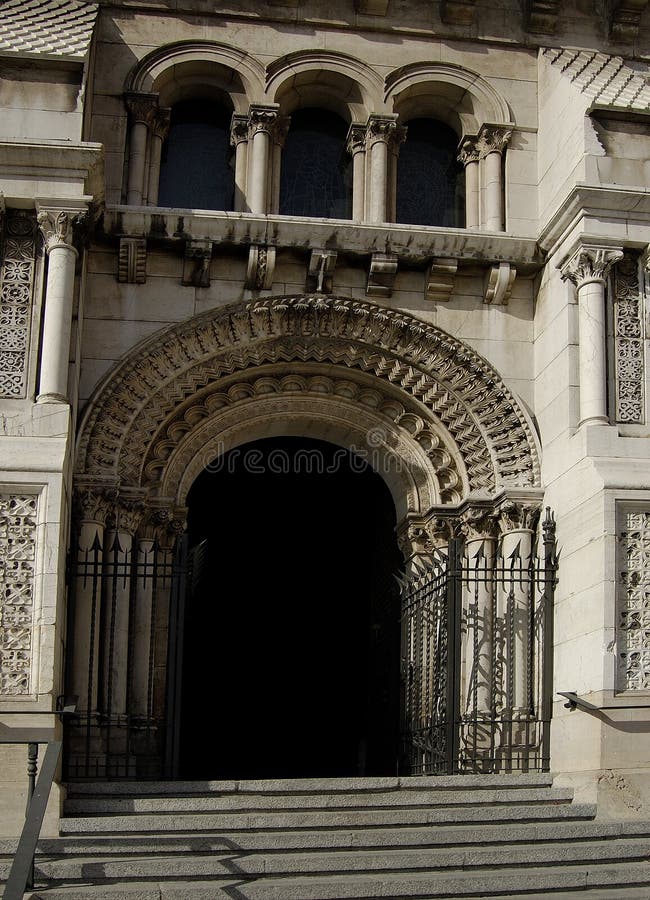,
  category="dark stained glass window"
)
[396,118,465,227]
[158,100,234,210]
[280,108,352,219]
